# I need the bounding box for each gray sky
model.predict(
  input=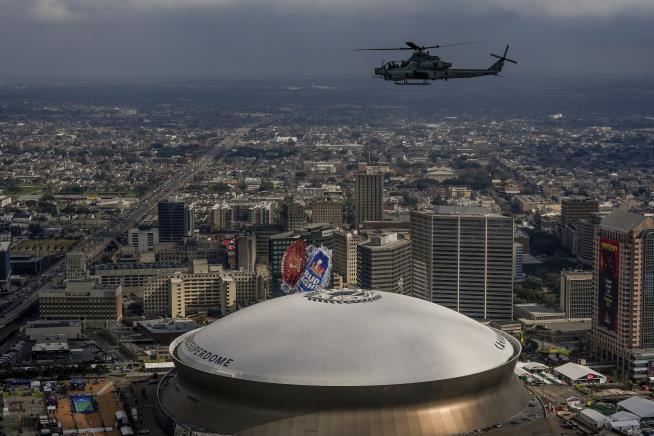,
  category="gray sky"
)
[1,0,654,82]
